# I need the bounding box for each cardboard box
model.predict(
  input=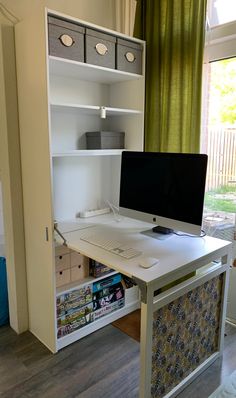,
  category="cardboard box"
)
[93,298,125,321]
[85,28,116,69]
[55,252,70,272]
[57,302,94,338]
[48,16,85,62]
[93,273,121,293]
[86,131,125,150]
[56,268,70,287]
[116,38,142,74]
[89,259,113,278]
[70,251,89,282]
[57,284,93,306]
